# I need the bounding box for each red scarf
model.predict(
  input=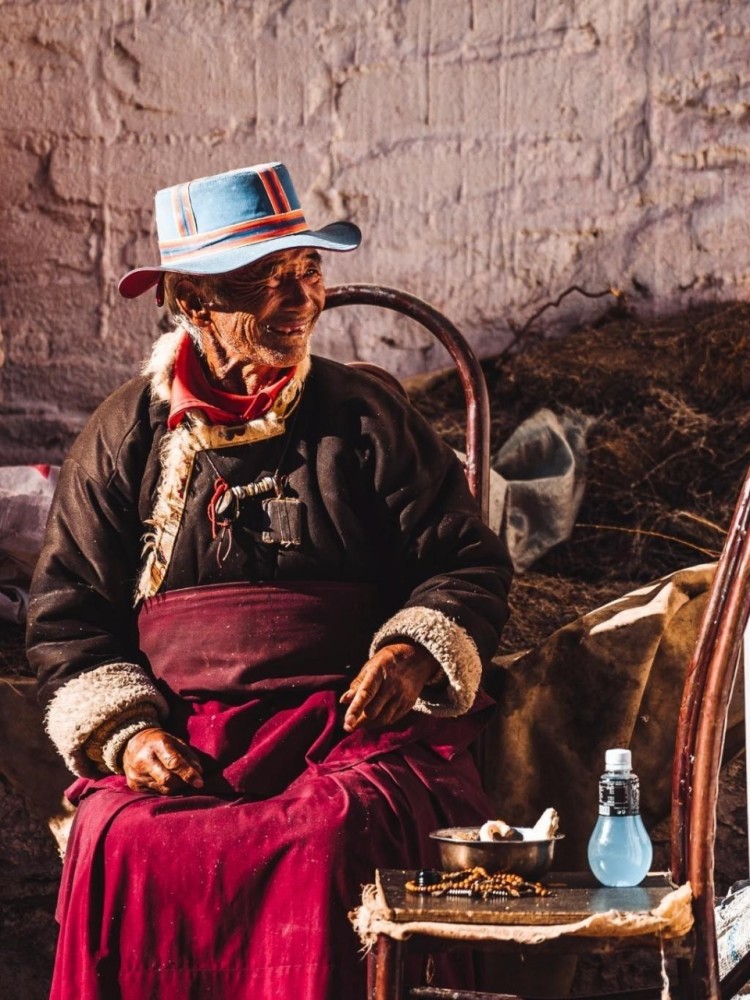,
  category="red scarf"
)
[168,334,296,429]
